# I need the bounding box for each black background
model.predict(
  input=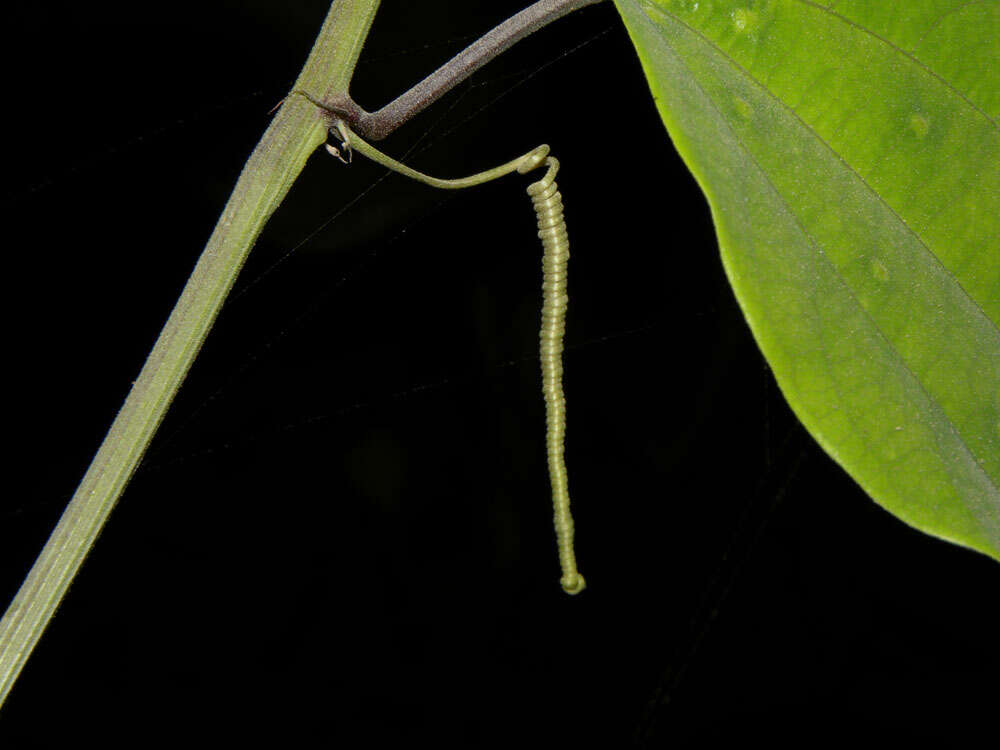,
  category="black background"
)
[3,1,998,746]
